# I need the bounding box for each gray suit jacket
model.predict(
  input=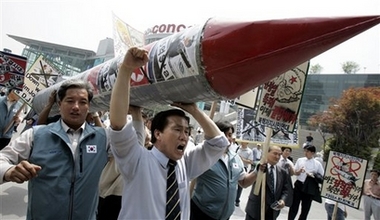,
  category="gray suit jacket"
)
[245,164,293,220]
